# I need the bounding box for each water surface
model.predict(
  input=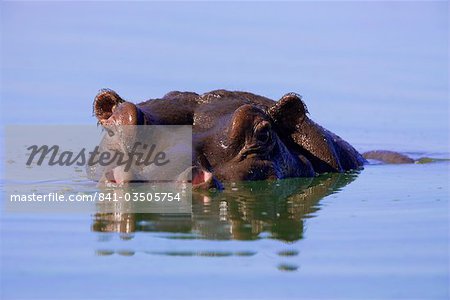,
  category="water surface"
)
[1,2,448,299]
[1,162,448,299]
